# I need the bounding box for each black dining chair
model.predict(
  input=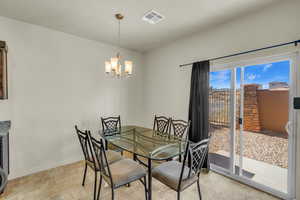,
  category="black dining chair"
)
[152,138,210,200]
[169,119,190,162]
[153,115,171,137]
[101,115,121,133]
[101,115,123,154]
[75,125,123,200]
[88,132,148,200]
[169,119,190,140]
